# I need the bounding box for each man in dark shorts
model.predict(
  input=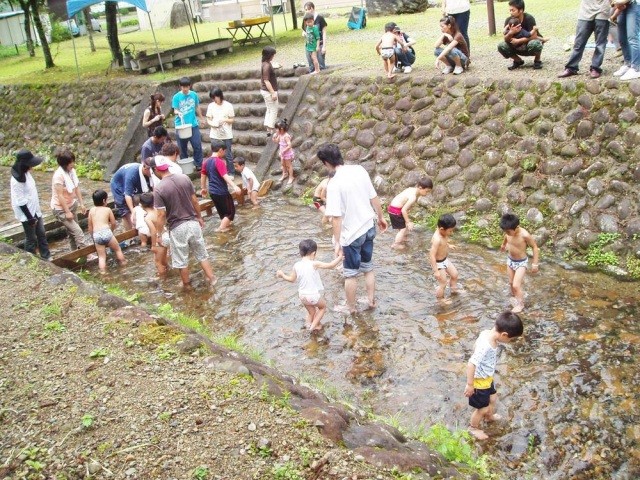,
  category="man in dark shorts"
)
[320,143,388,314]
[110,160,152,230]
[152,156,217,288]
[200,140,241,232]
